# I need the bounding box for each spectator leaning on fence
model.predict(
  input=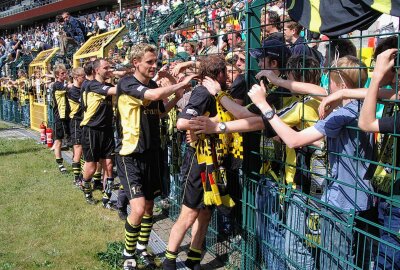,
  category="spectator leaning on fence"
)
[247,55,376,269]
[317,37,400,270]
[358,47,400,270]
